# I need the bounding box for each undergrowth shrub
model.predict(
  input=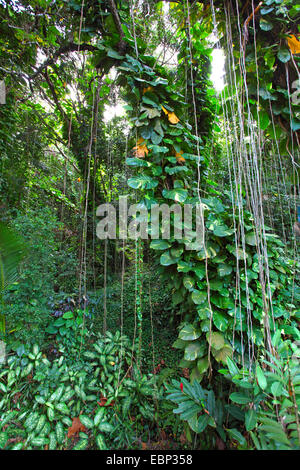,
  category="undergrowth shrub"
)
[221,331,300,450]
[0,330,164,450]
[2,207,77,349]
[166,327,300,450]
